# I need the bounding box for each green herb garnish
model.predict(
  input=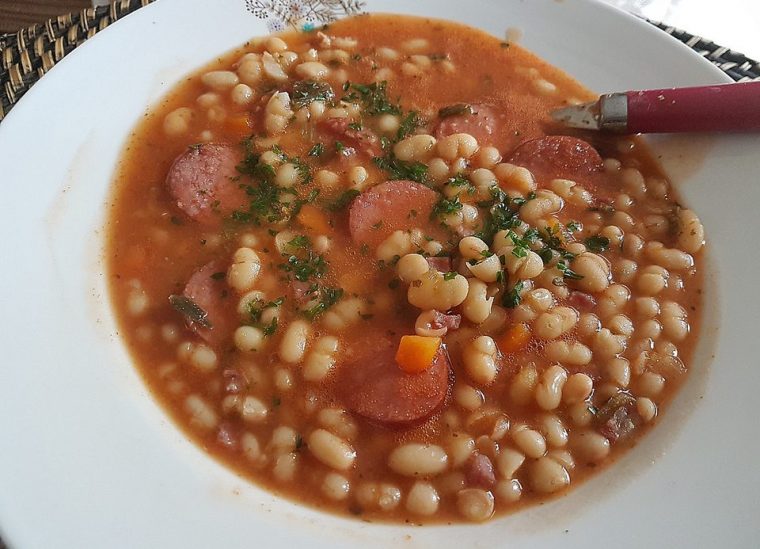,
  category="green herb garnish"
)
[502,281,524,308]
[373,155,428,183]
[397,110,421,140]
[584,235,610,253]
[308,143,325,157]
[279,251,328,282]
[557,260,584,280]
[327,189,361,211]
[292,80,335,108]
[432,195,463,219]
[303,286,344,320]
[344,81,401,115]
